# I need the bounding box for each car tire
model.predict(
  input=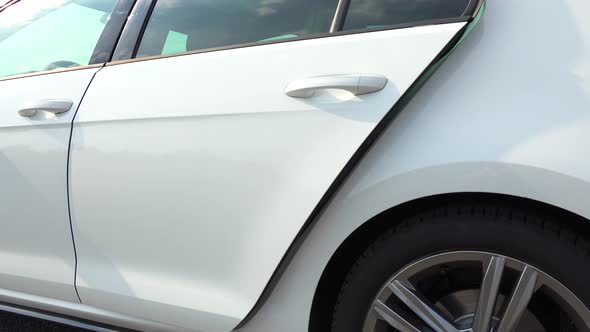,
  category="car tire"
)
[331,204,590,332]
